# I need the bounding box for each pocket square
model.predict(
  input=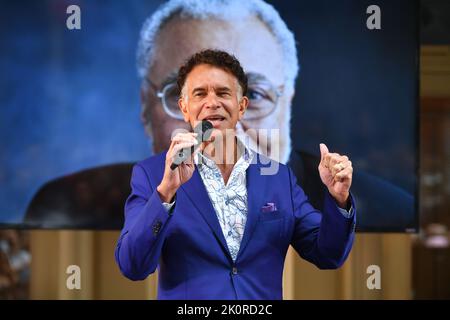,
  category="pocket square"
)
[261,202,277,213]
